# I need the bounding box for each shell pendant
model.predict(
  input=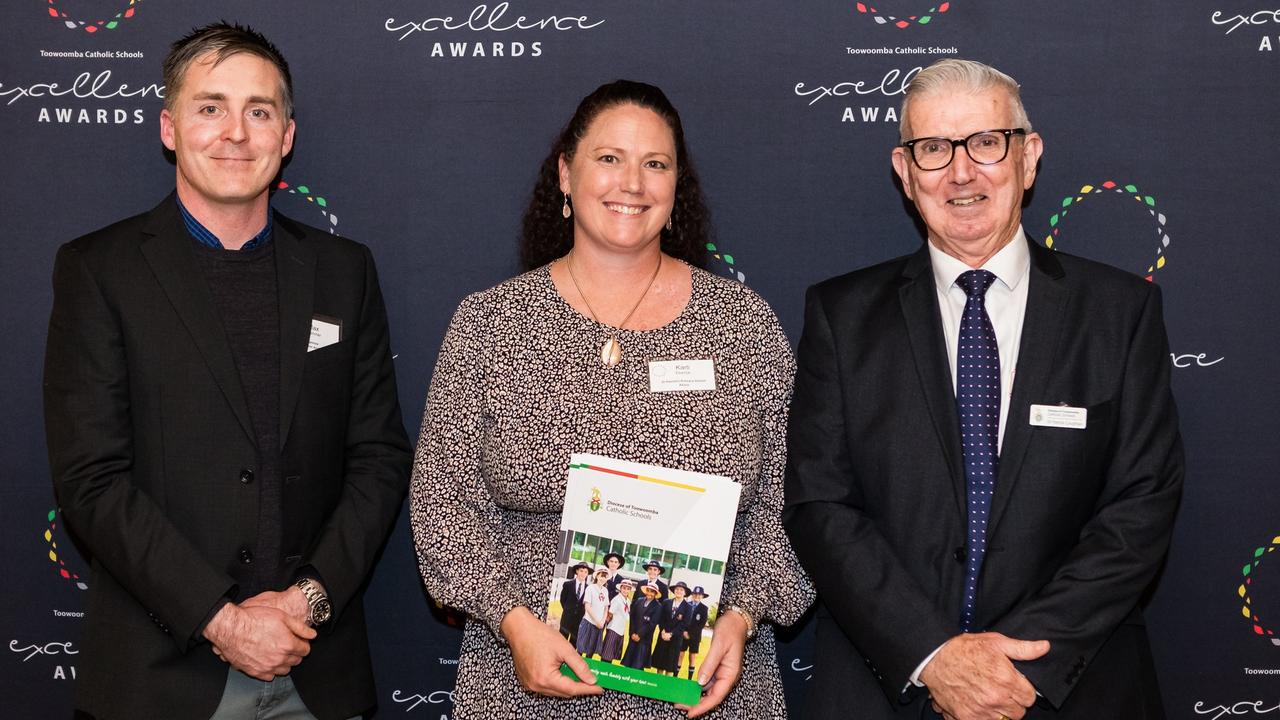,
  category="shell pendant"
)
[600,336,623,368]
